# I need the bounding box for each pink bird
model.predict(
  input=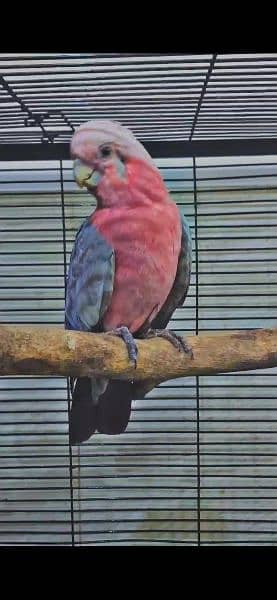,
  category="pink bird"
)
[65,120,192,444]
